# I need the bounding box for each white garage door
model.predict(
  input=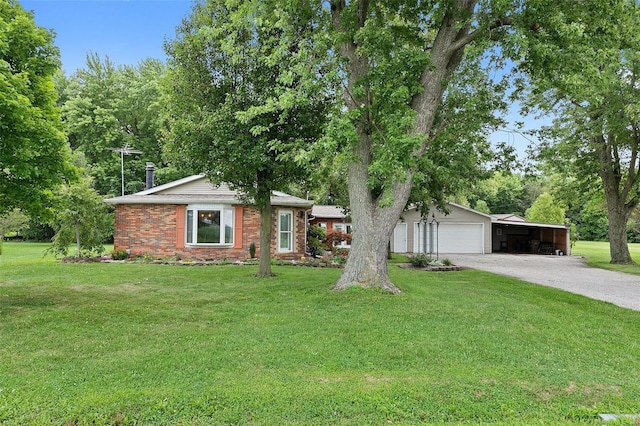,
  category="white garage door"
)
[437,223,484,254]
